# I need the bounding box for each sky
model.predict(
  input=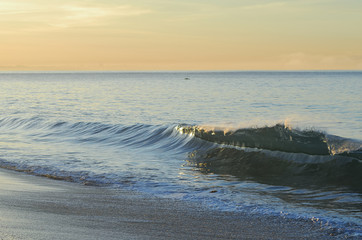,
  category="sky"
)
[1,0,362,71]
